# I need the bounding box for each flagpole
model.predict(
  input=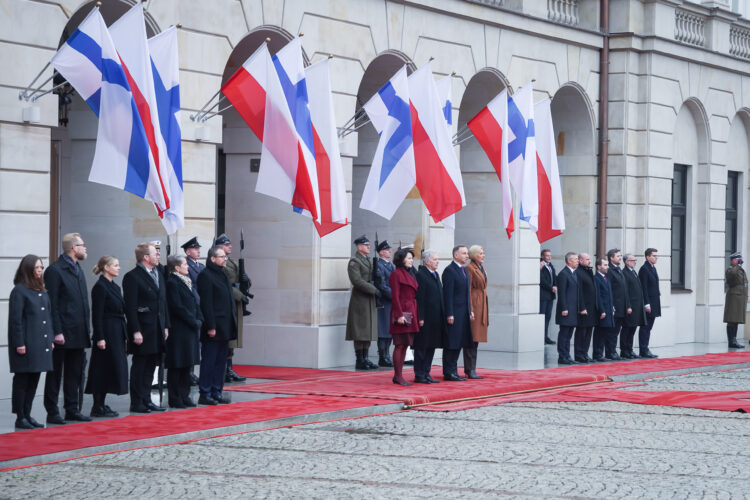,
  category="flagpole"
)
[18,62,51,101]
[190,89,222,121]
